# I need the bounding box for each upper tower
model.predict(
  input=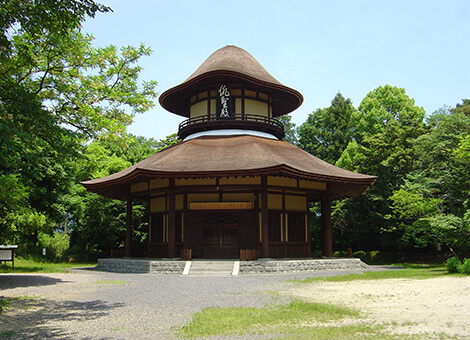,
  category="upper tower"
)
[159,45,303,140]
